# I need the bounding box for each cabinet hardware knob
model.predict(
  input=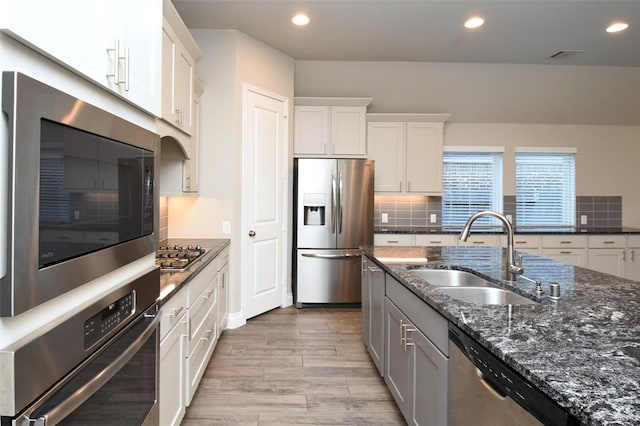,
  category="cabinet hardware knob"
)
[248,230,256,237]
